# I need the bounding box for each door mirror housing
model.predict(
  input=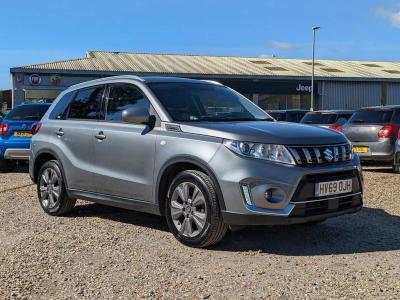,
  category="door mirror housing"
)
[122,106,153,125]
